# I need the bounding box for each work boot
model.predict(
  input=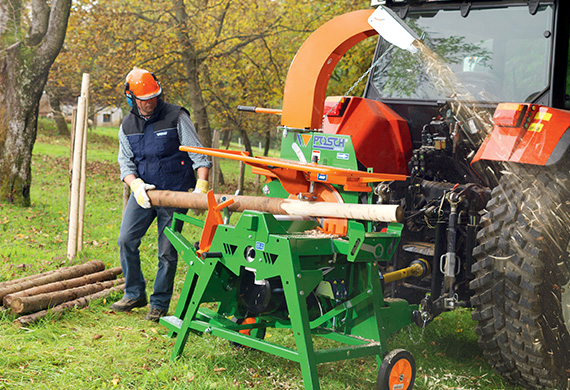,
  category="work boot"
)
[110,296,147,312]
[145,307,167,322]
